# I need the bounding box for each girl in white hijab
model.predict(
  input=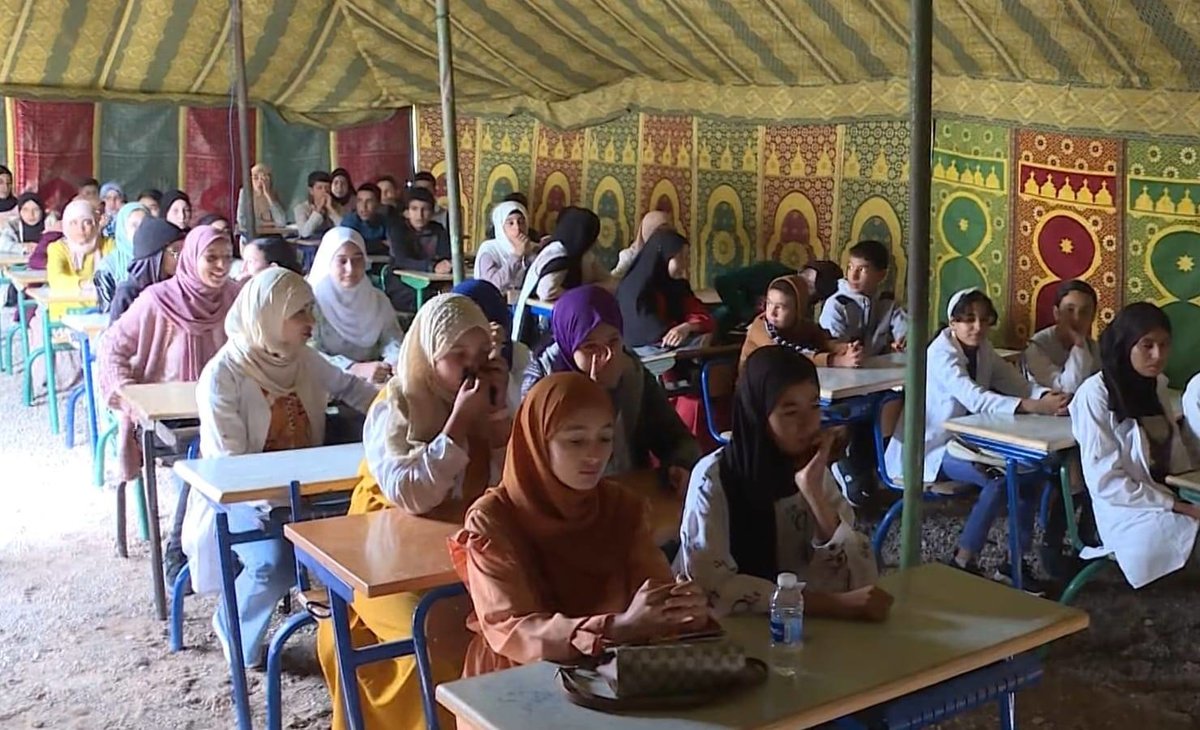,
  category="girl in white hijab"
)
[473,200,535,295]
[308,226,404,383]
[181,267,378,669]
